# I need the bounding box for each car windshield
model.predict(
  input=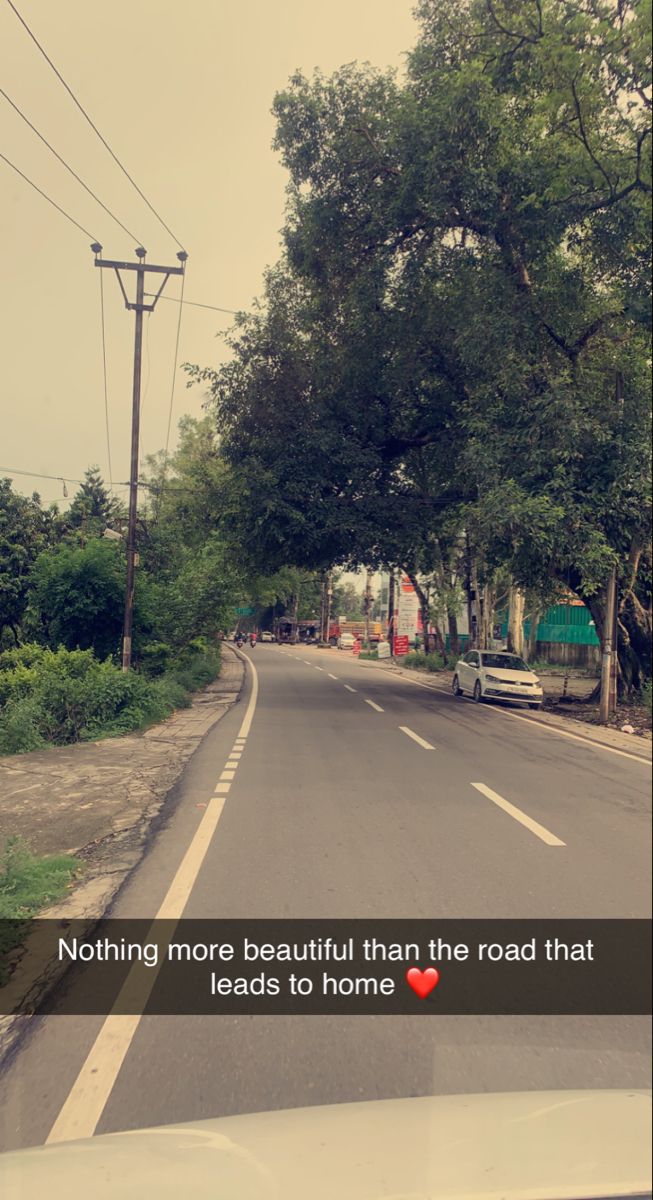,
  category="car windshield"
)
[481,653,530,671]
